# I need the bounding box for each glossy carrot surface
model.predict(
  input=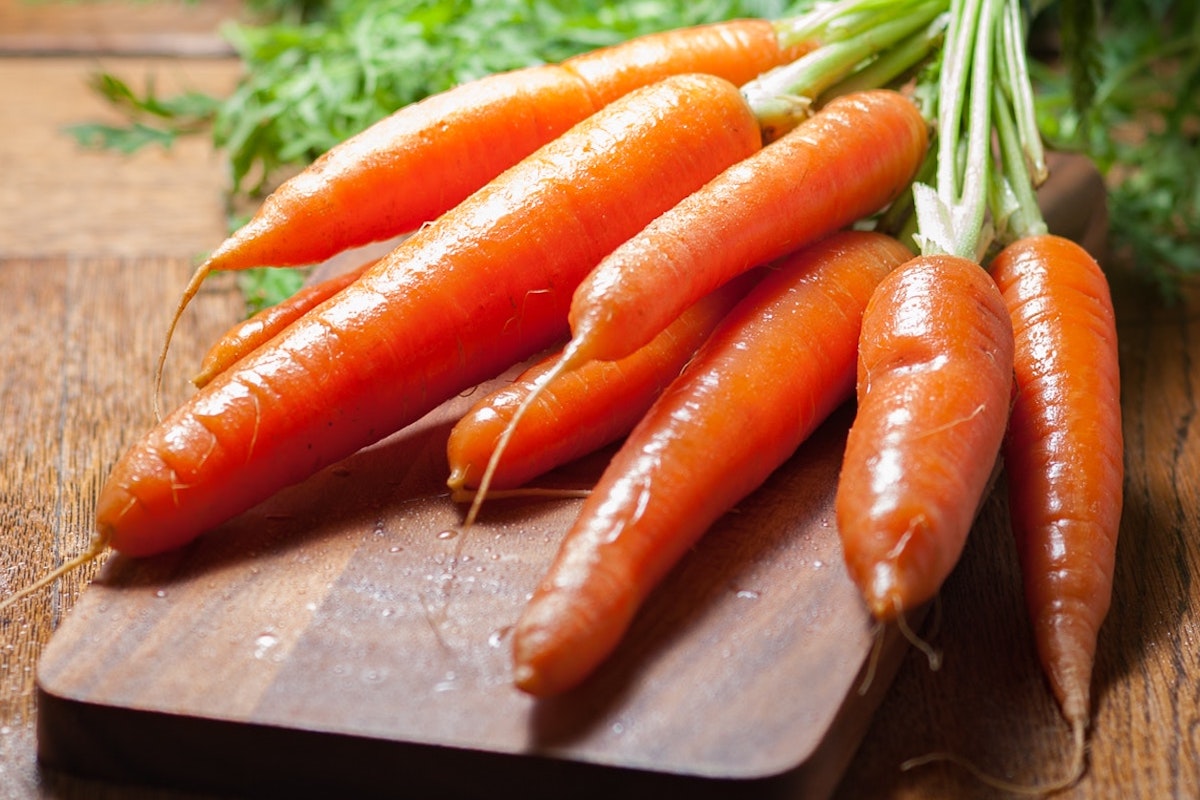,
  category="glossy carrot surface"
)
[513,231,914,696]
[445,270,761,495]
[97,74,763,557]
[192,258,377,389]
[989,233,1123,733]
[835,254,1015,621]
[562,89,928,370]
[204,19,806,273]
